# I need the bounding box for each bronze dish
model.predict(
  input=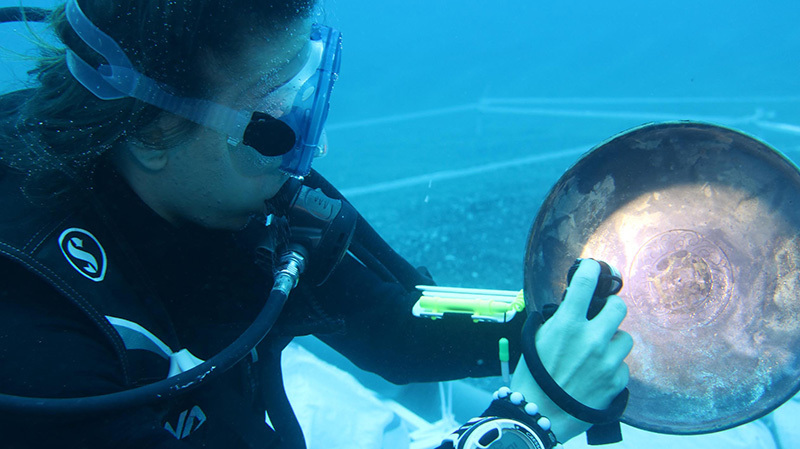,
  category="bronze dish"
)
[523,121,800,434]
